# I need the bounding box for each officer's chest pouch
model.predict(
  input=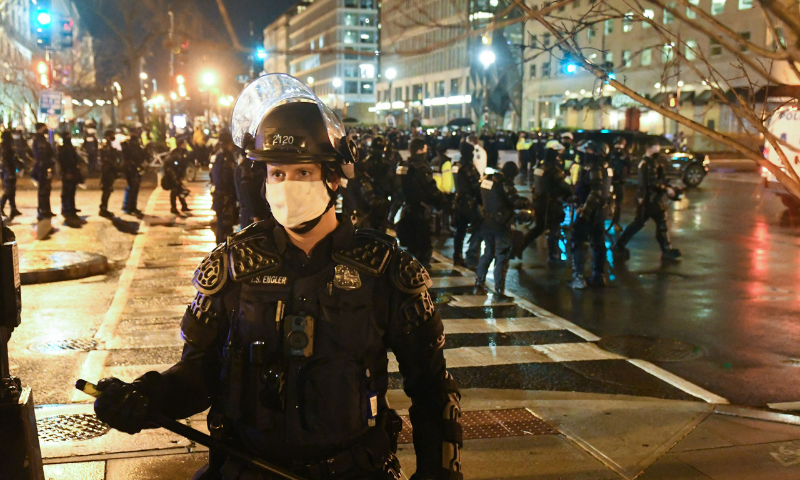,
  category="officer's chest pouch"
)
[317,289,375,354]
